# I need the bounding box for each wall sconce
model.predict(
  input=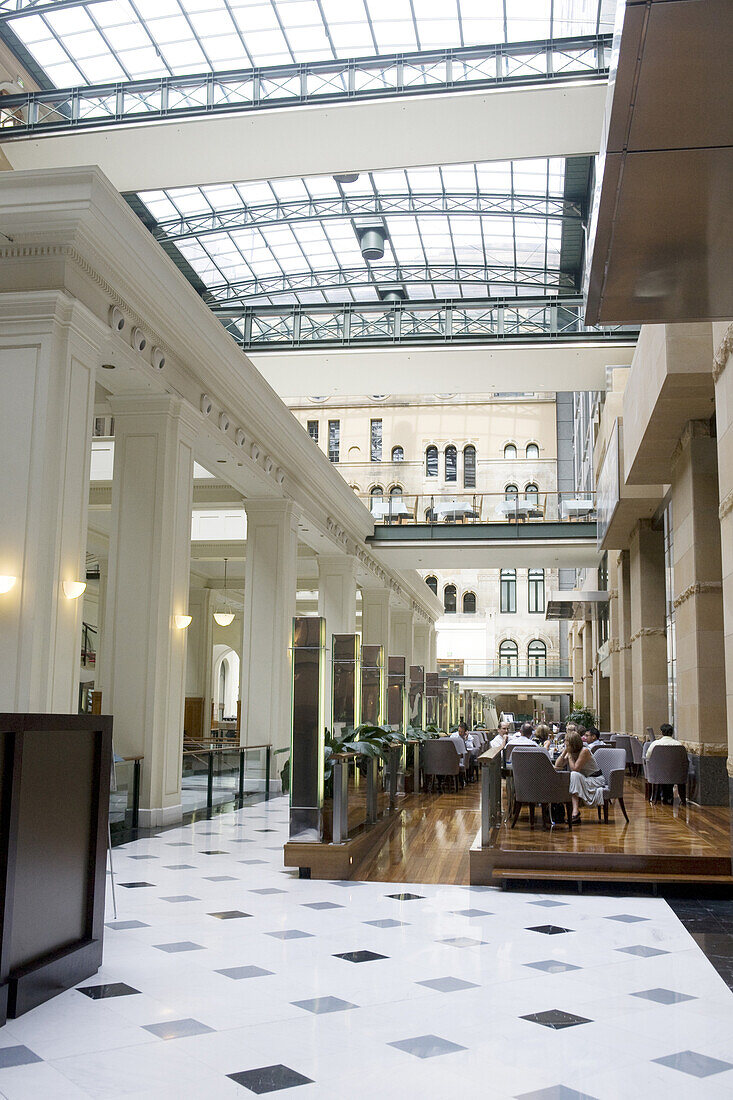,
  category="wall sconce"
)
[174,614,192,629]
[0,575,17,594]
[213,612,235,627]
[62,580,86,599]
